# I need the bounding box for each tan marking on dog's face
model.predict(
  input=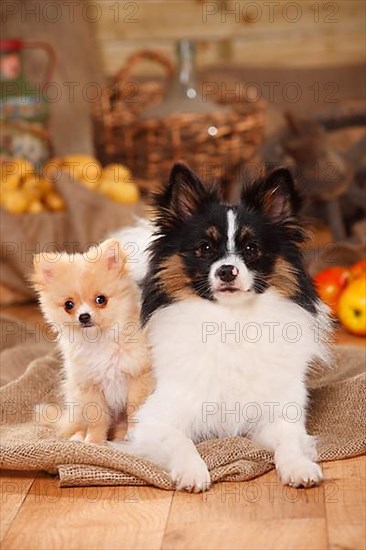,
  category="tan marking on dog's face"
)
[269,257,299,298]
[158,254,195,300]
[239,226,254,241]
[206,226,220,241]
